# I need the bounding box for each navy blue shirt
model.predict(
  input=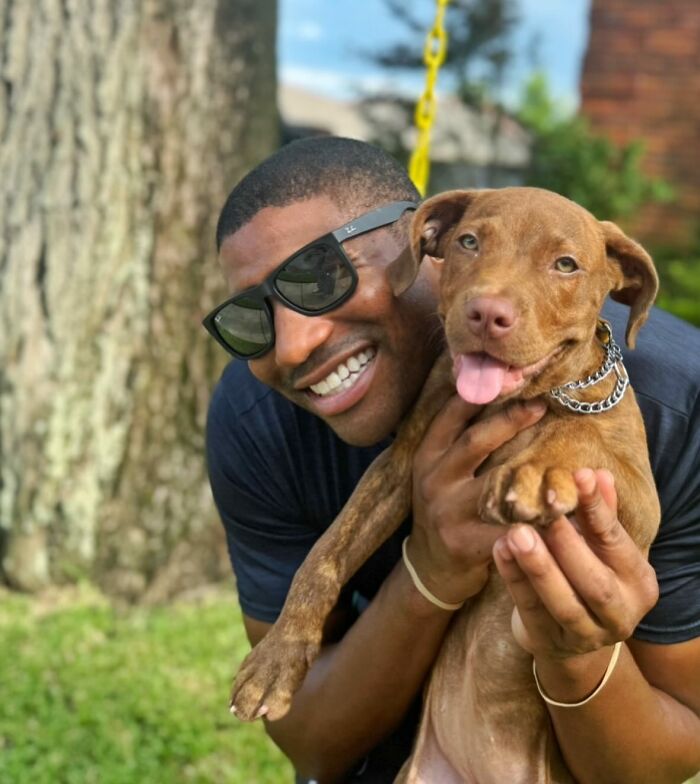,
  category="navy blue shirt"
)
[207,301,700,778]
